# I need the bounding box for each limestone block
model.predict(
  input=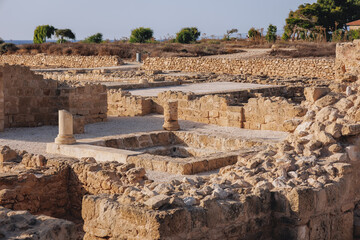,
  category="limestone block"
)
[315,93,339,108]
[342,124,360,136]
[287,187,316,224]
[0,146,17,163]
[144,194,171,209]
[325,122,342,138]
[345,145,360,161]
[283,119,302,132]
[304,87,330,102]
